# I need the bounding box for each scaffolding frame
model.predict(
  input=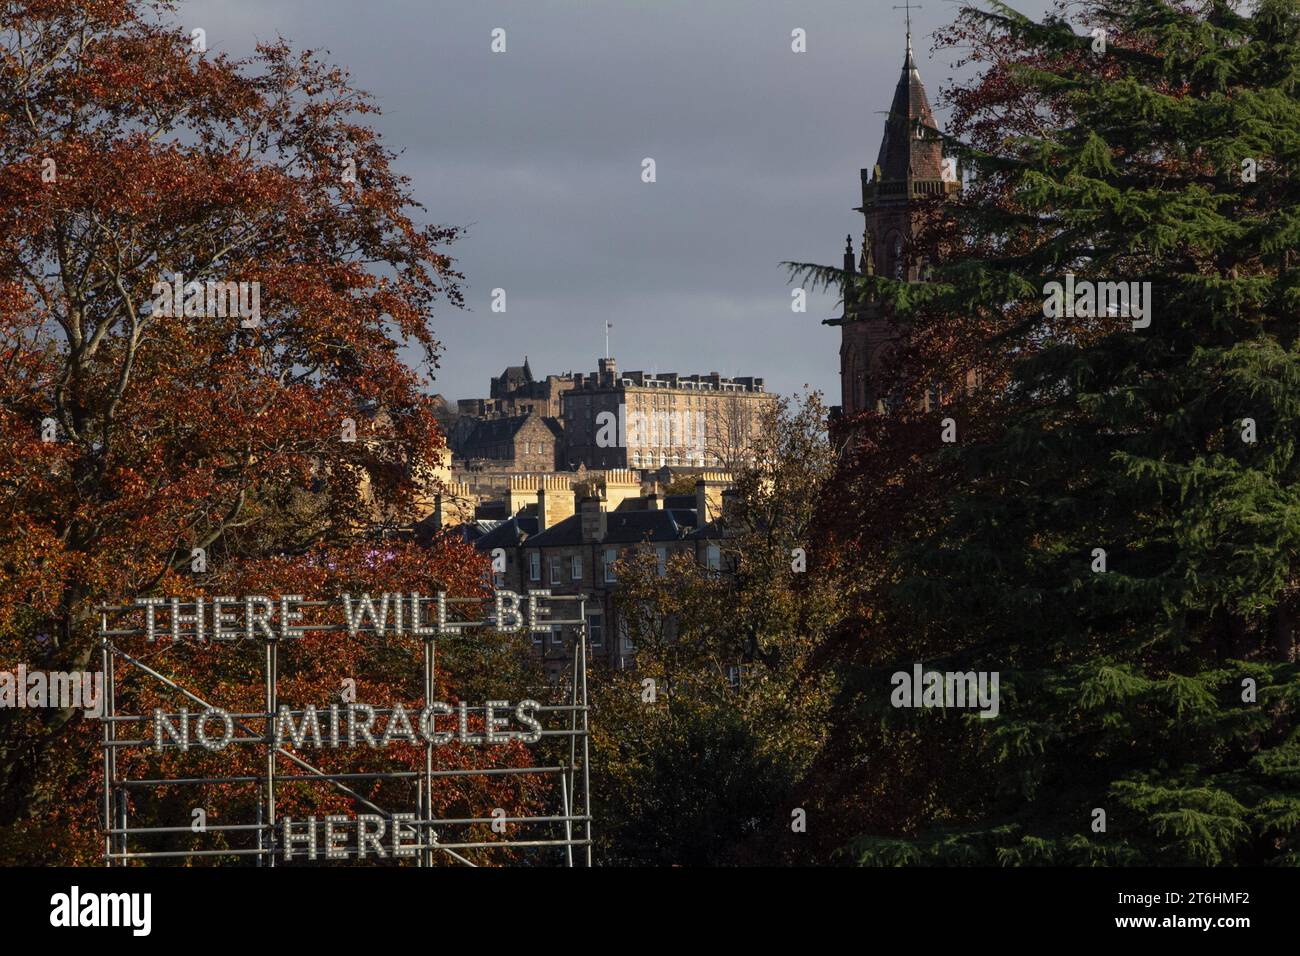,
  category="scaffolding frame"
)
[97,594,592,867]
